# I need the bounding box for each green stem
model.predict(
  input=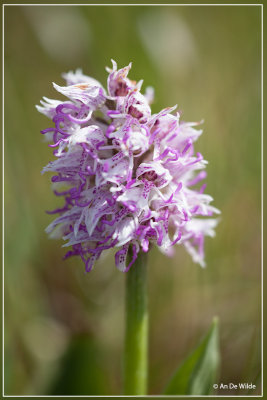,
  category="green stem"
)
[124,251,148,395]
